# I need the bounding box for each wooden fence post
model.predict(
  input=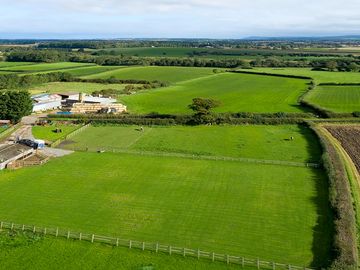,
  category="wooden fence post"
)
[183,248,186,257]
[67,231,70,239]
[22,224,25,231]
[116,238,119,247]
[226,254,230,264]
[169,246,172,255]
[56,228,59,237]
[79,233,82,241]
[155,243,159,253]
[11,223,14,230]
[129,240,132,249]
[241,257,244,267]
[257,258,260,269]
[91,234,94,243]
[142,242,145,251]
[33,226,36,233]
[197,249,200,260]
[44,228,47,235]
[212,252,215,262]
[288,265,291,270]
[0,222,3,229]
